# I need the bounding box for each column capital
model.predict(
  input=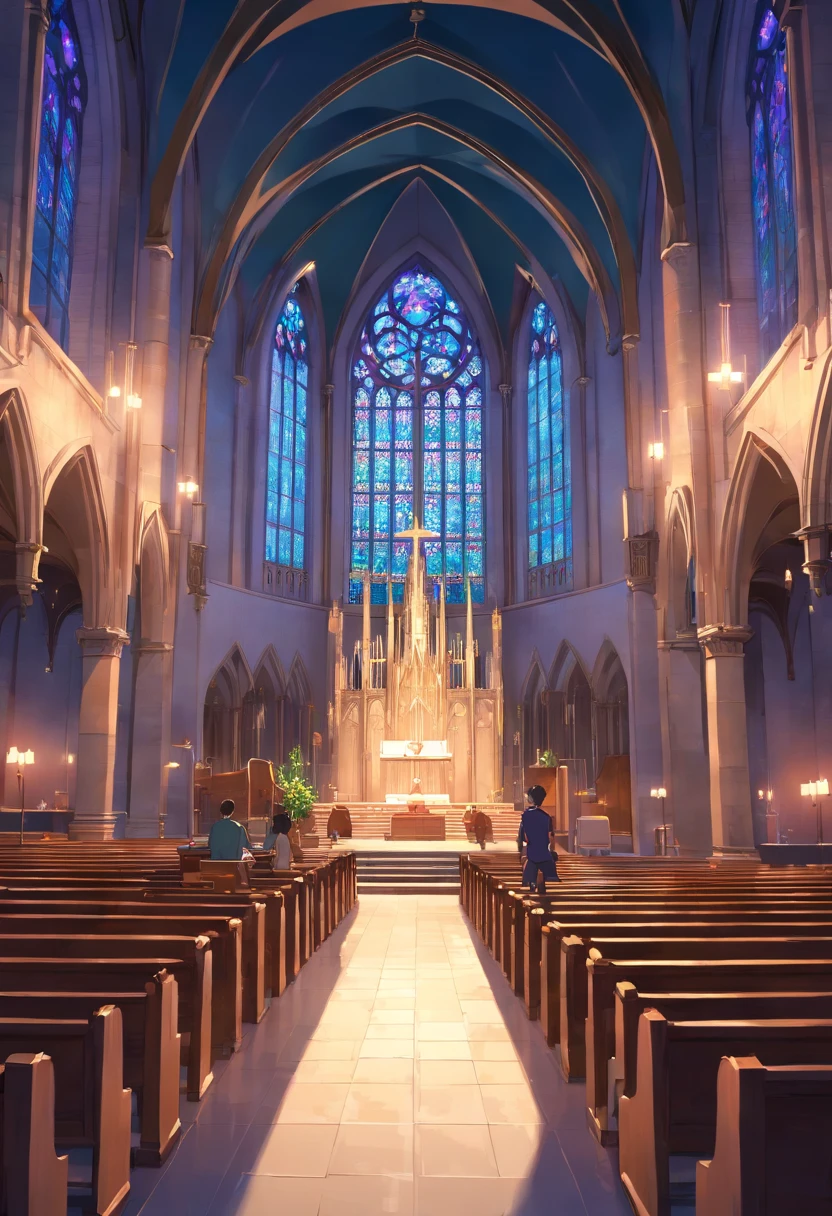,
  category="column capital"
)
[797,525,832,596]
[144,241,174,261]
[322,383,335,402]
[697,624,753,659]
[660,240,695,265]
[189,334,213,353]
[233,373,249,386]
[625,531,658,593]
[25,0,50,32]
[76,627,130,658]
